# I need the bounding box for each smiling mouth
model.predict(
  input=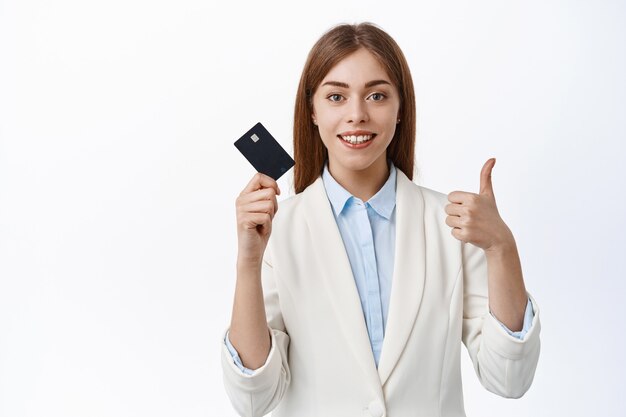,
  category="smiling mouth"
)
[337,134,376,145]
